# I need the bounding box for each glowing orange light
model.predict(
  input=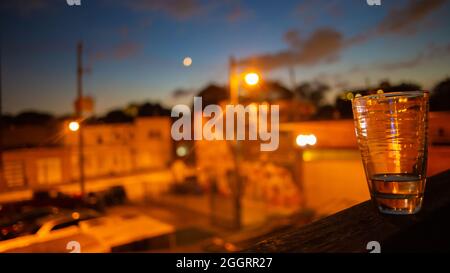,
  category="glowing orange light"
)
[244,72,259,86]
[72,212,80,220]
[69,121,80,132]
